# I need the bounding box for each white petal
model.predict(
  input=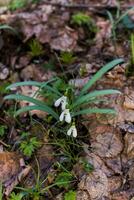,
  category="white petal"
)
[59,111,65,122]
[72,127,77,137]
[61,101,67,110]
[67,127,72,136]
[54,97,62,107]
[65,110,71,123]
